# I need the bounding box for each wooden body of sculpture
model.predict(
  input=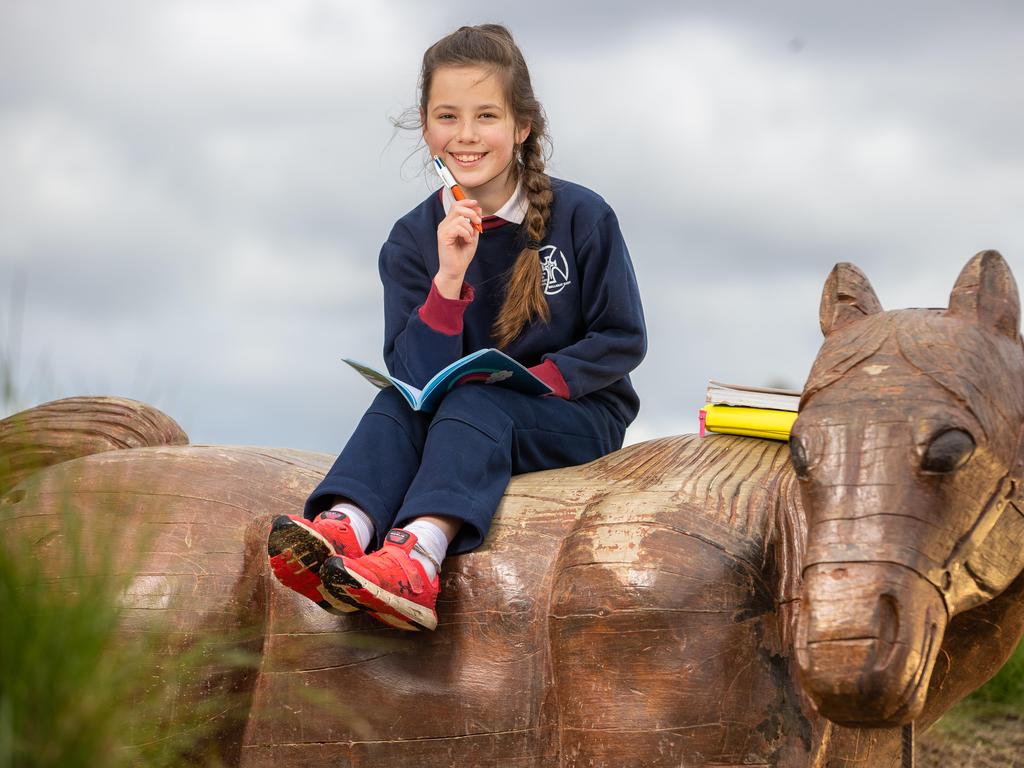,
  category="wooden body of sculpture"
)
[2,251,1022,767]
